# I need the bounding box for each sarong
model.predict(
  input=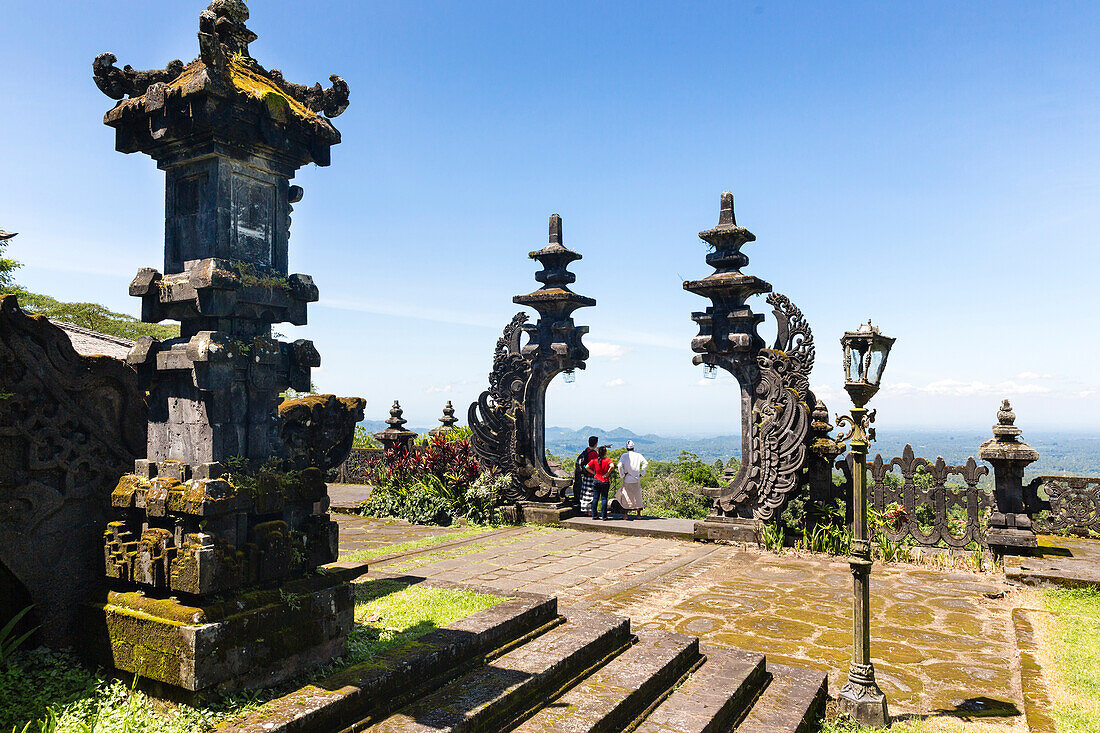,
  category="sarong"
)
[579,474,596,511]
[615,479,643,511]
